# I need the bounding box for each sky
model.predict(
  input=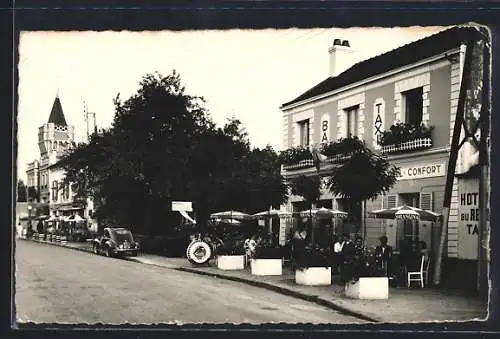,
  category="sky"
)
[17,26,446,181]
